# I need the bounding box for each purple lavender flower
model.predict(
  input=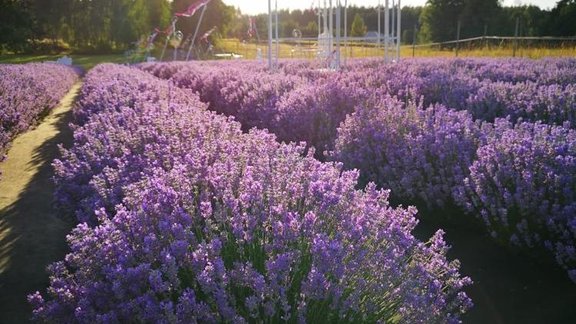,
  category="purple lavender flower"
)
[32,63,472,322]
